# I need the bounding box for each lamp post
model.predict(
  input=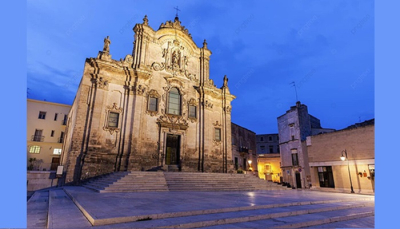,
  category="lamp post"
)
[340,149,355,193]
